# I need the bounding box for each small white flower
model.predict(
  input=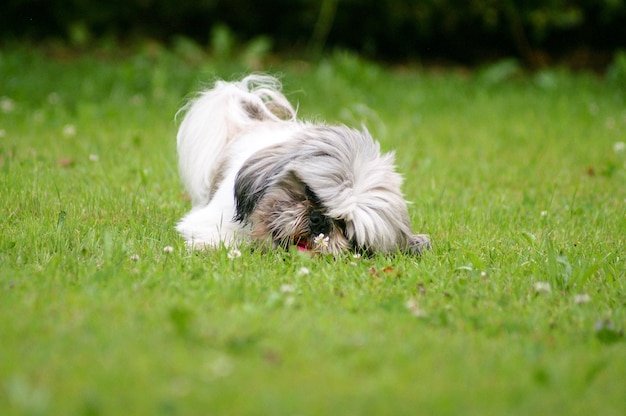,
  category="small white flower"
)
[540,210,548,217]
[62,124,76,137]
[313,233,329,250]
[130,94,145,106]
[352,253,362,259]
[574,293,591,304]
[605,117,616,129]
[209,356,233,378]
[406,298,426,318]
[33,110,44,123]
[280,284,295,293]
[297,266,310,276]
[227,248,241,259]
[89,154,99,162]
[533,281,551,294]
[163,246,174,254]
[130,254,140,261]
[613,141,625,153]
[0,97,15,113]
[47,92,60,105]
